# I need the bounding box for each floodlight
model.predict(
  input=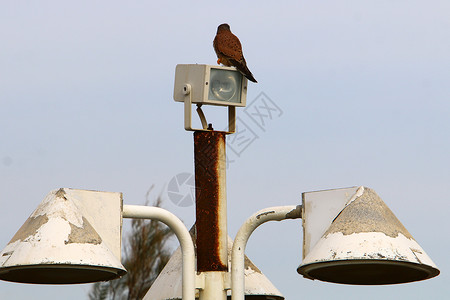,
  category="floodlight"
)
[174,64,247,107]
[145,236,284,300]
[298,186,440,285]
[0,188,126,284]
[173,64,248,133]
